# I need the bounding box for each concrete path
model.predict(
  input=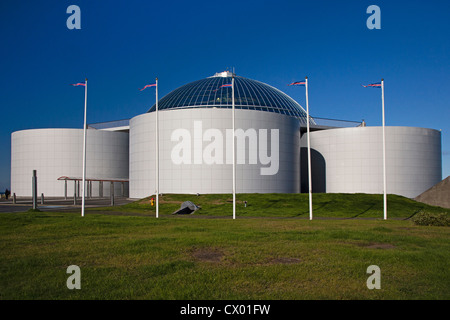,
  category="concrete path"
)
[0,197,134,213]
